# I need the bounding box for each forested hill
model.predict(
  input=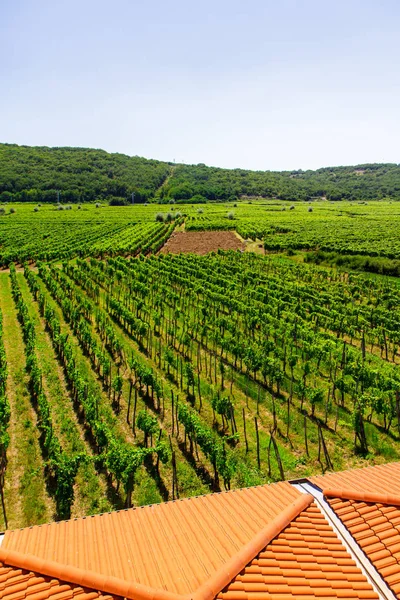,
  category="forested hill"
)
[0,144,172,203]
[1,142,400,203]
